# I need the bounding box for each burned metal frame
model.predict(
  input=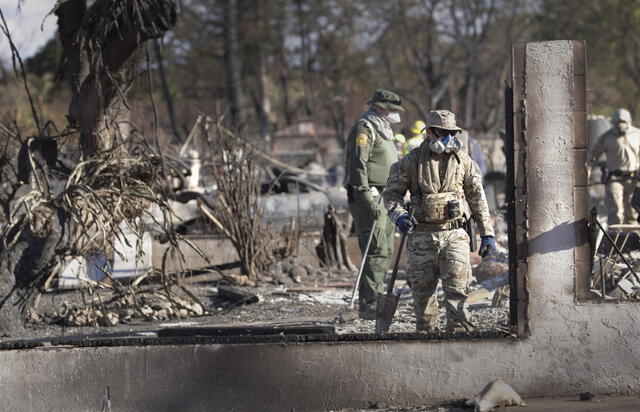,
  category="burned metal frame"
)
[596,222,640,282]
[505,85,518,330]
[591,221,640,301]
